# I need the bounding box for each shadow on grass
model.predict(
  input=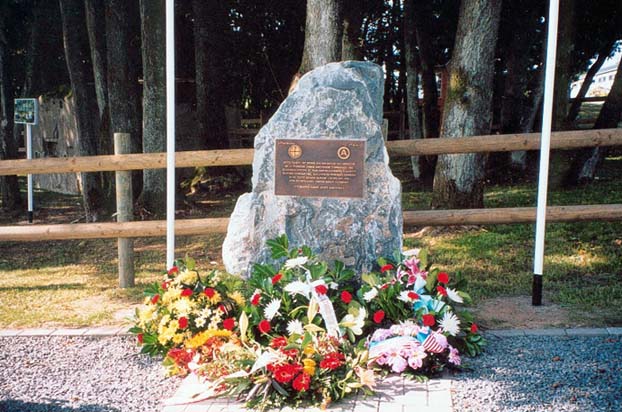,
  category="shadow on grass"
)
[0,283,85,292]
[0,399,119,412]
